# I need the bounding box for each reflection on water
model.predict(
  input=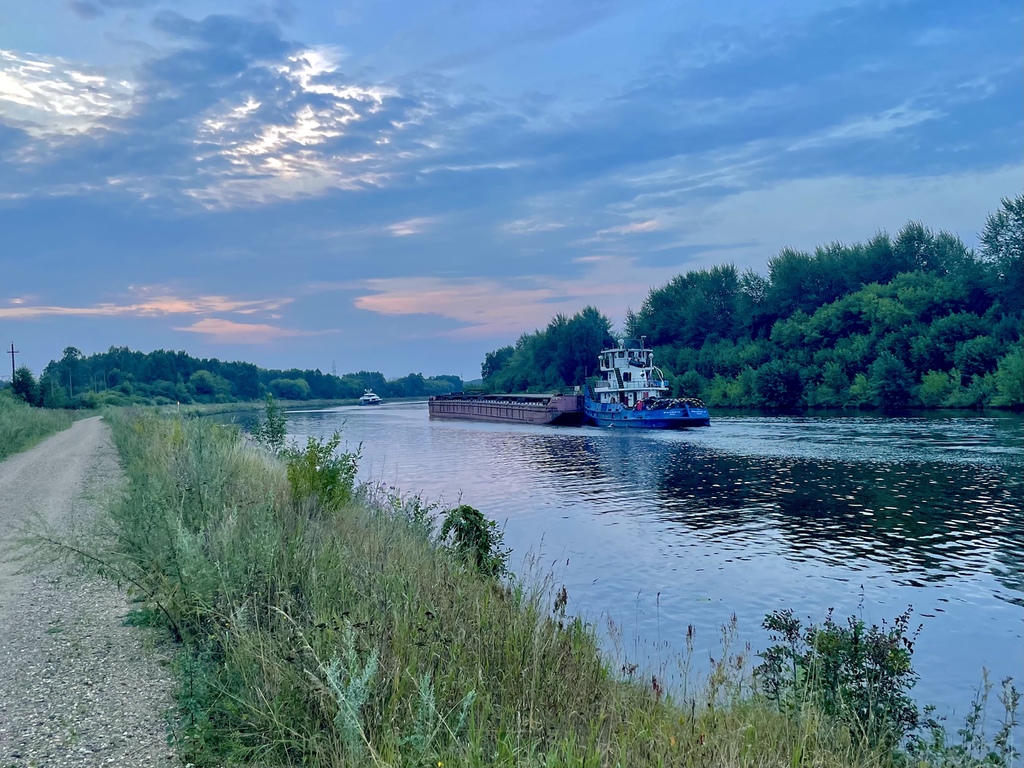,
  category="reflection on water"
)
[276,404,1024,720]
[527,428,1023,602]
